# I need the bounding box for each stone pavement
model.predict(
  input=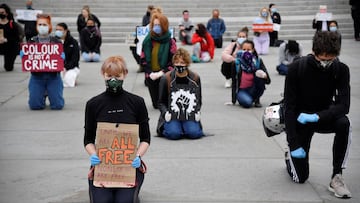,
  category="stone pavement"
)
[0,40,359,203]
